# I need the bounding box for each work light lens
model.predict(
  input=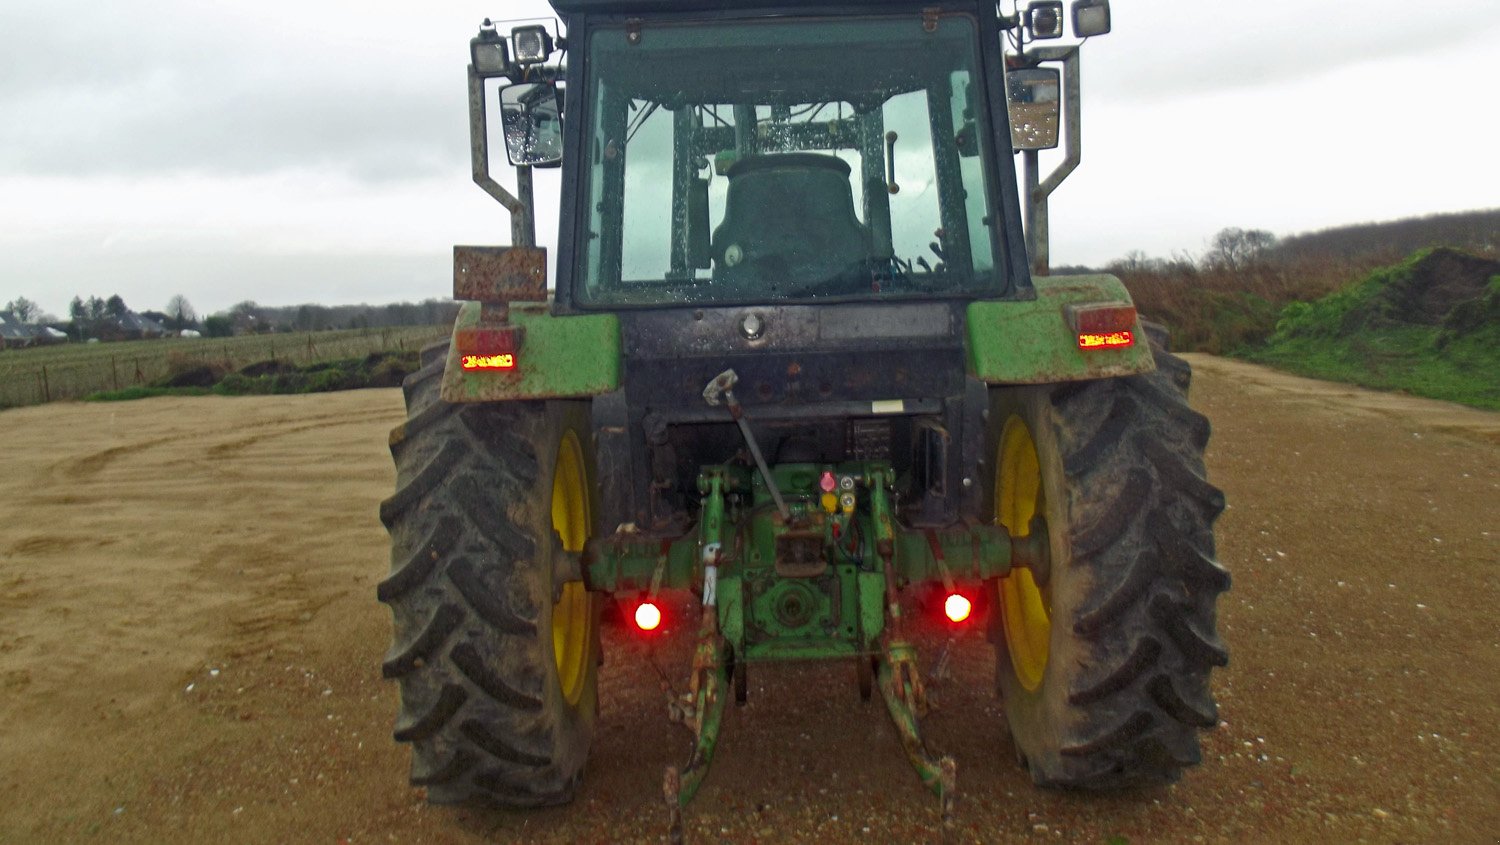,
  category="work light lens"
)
[1027,1,1064,39]
[634,601,662,631]
[471,36,509,75]
[944,593,972,623]
[512,25,553,64]
[1072,0,1112,37]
